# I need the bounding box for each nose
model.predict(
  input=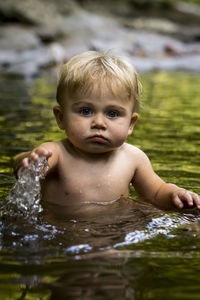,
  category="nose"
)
[91,113,107,130]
